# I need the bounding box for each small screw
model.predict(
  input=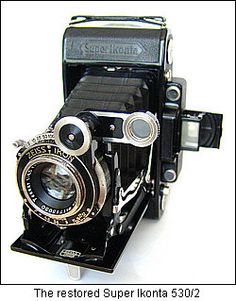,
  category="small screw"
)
[68,134,75,141]
[109,124,115,131]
